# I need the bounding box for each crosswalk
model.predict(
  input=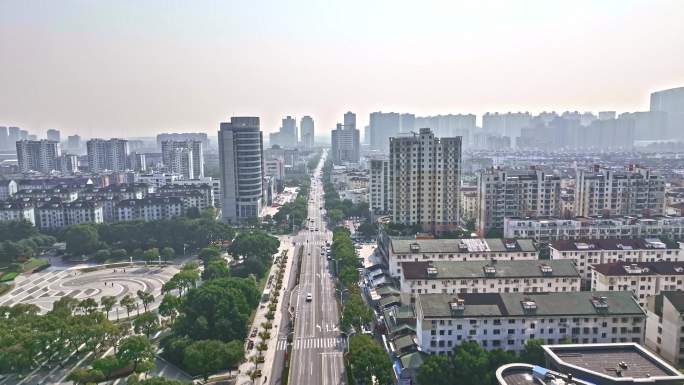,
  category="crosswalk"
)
[276,337,346,351]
